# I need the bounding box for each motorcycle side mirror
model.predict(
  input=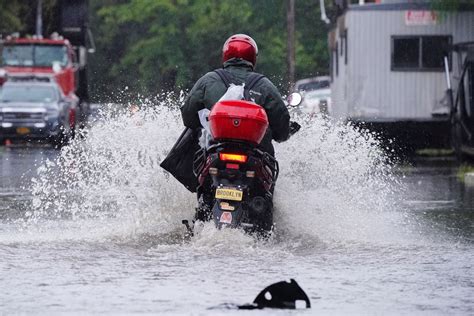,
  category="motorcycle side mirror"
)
[287,92,302,107]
